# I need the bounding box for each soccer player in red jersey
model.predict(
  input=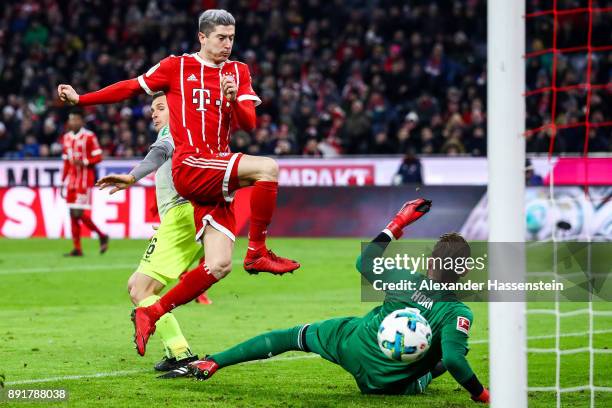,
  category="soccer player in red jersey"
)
[60,109,109,256]
[58,9,299,355]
